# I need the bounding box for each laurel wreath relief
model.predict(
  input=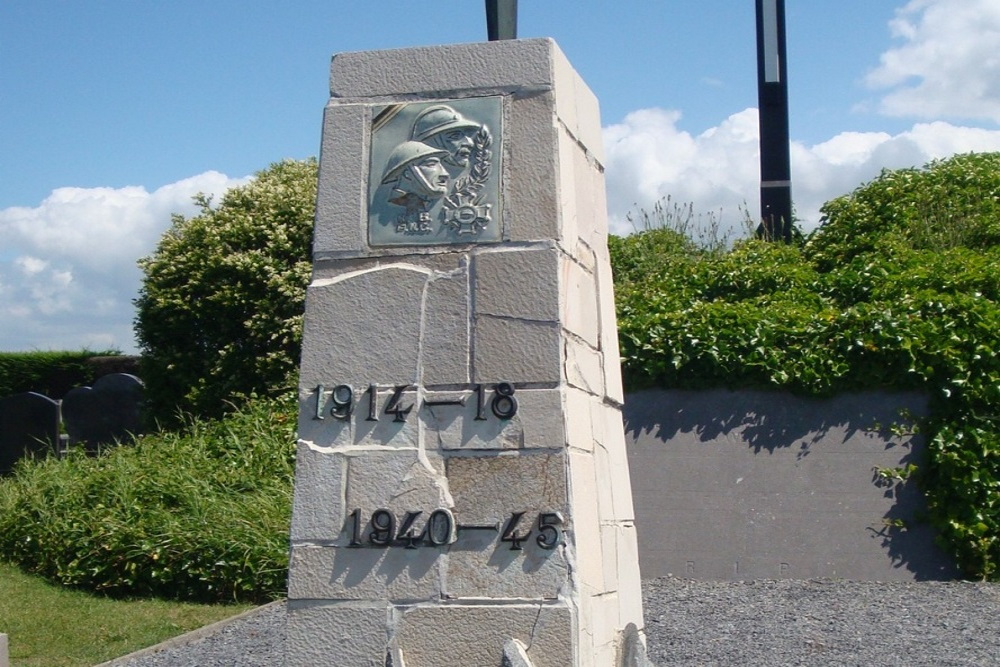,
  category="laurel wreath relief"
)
[445,125,492,209]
